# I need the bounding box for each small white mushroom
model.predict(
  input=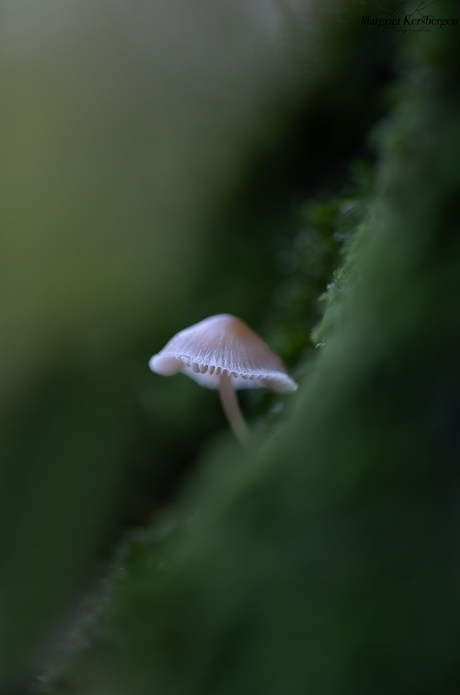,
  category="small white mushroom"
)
[149,314,298,445]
